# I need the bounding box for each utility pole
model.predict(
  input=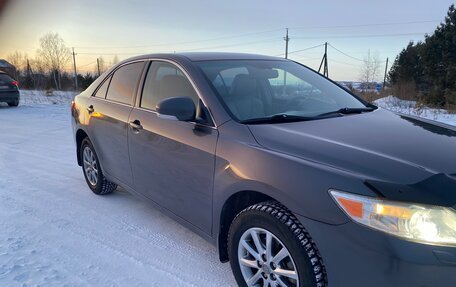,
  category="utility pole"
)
[72,47,78,90]
[383,57,389,90]
[324,42,328,77]
[97,58,101,77]
[26,59,31,78]
[284,28,290,59]
[283,28,290,95]
[318,42,329,78]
